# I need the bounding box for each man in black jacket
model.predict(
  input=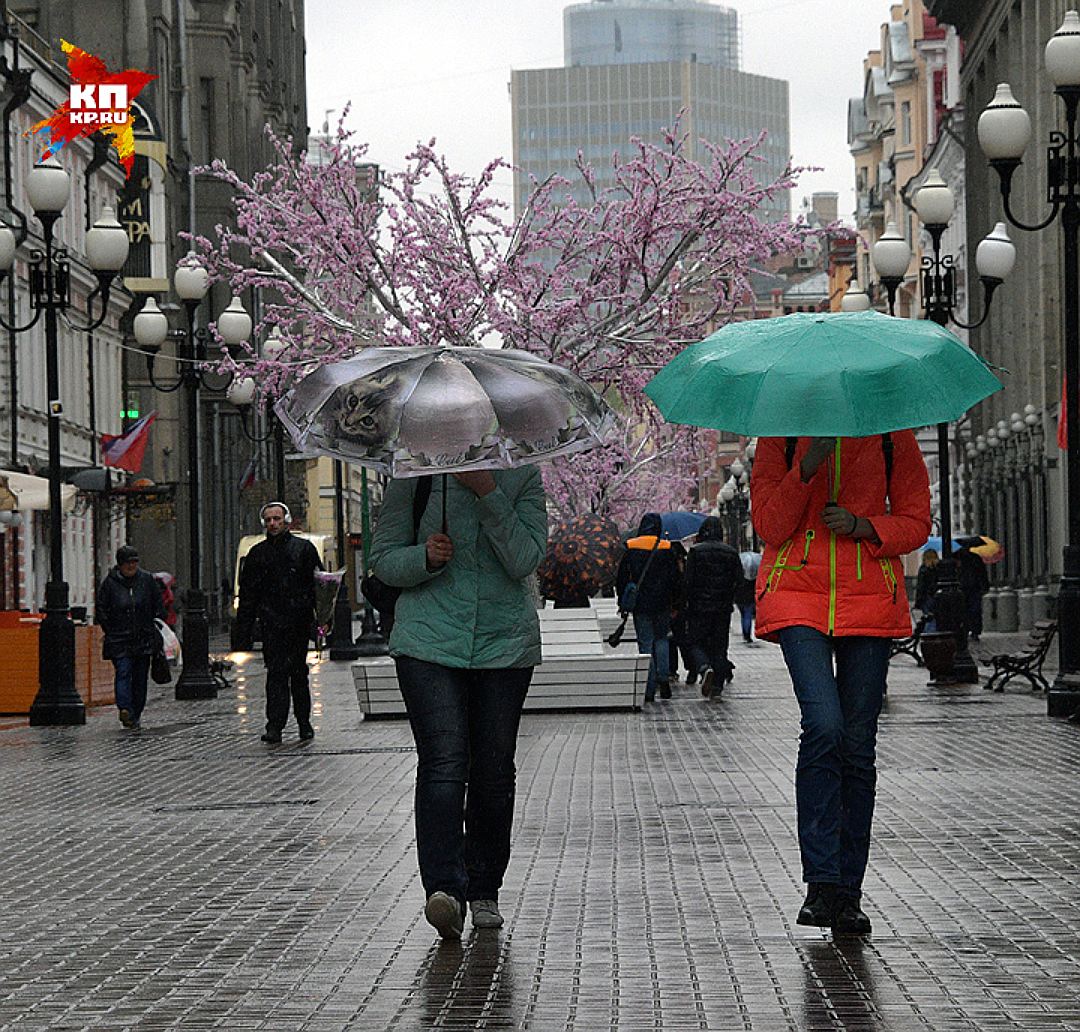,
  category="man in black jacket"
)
[684,517,744,698]
[236,502,322,743]
[96,544,165,729]
[615,512,681,703]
